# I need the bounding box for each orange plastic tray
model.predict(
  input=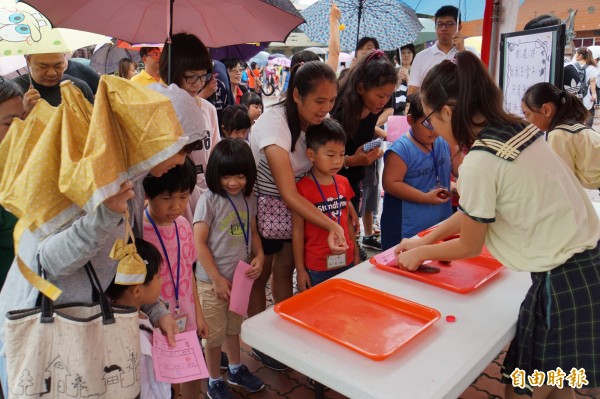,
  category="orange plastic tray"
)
[370,247,503,294]
[274,279,440,360]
